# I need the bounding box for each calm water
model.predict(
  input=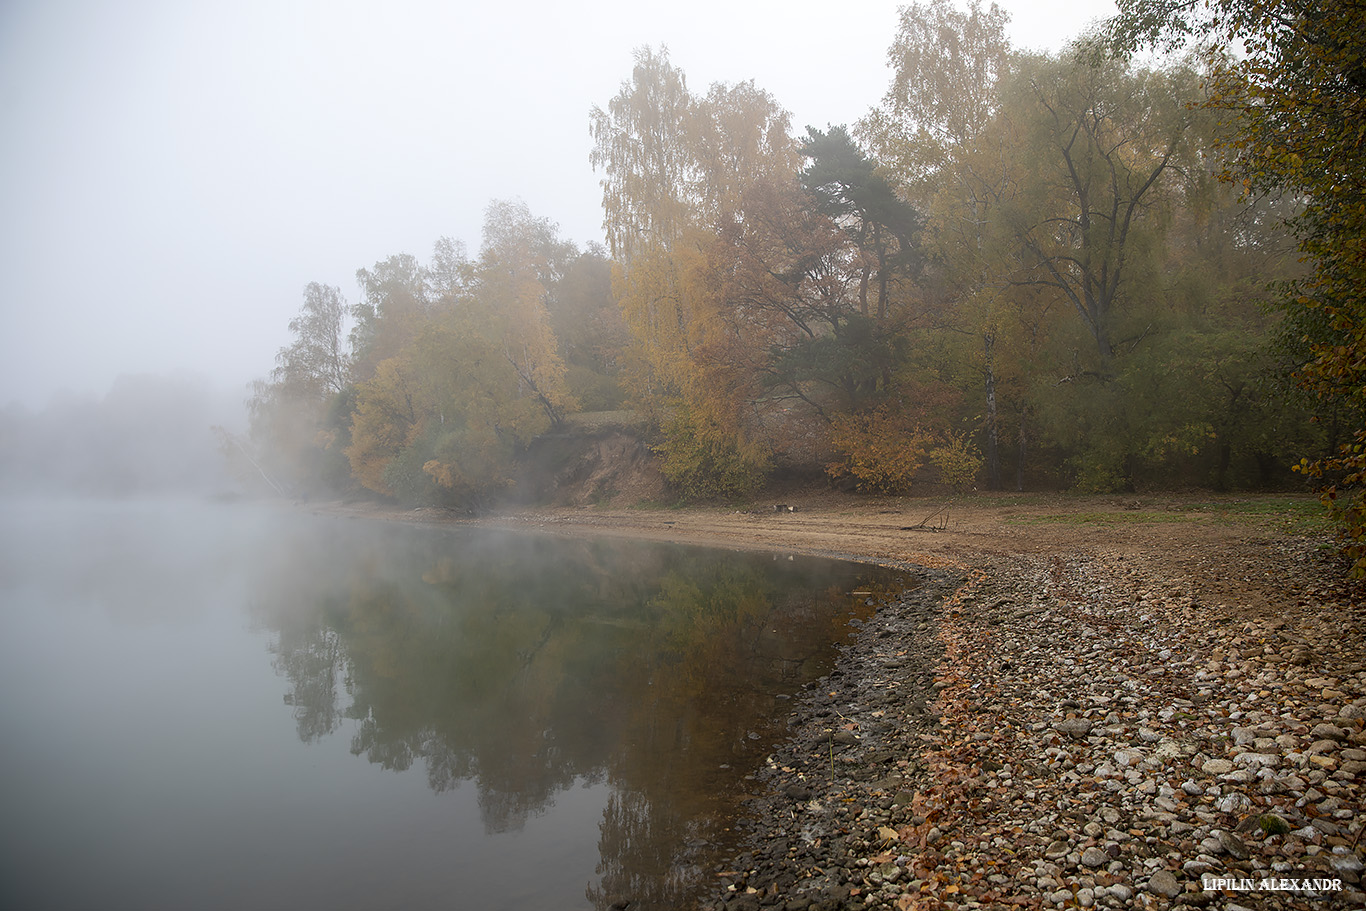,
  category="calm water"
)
[0,498,901,910]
